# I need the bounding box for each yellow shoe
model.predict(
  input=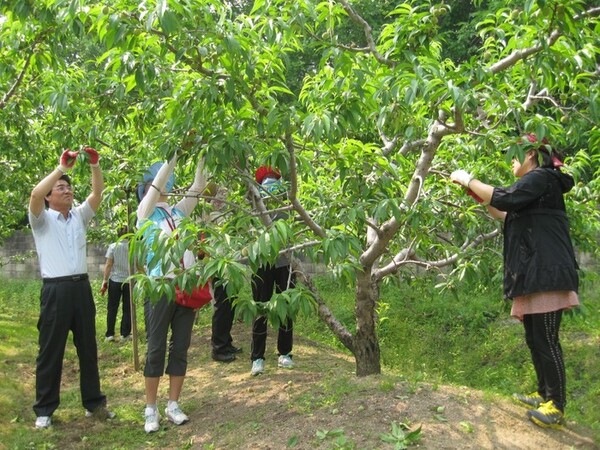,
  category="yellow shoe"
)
[513,391,544,408]
[527,400,564,429]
